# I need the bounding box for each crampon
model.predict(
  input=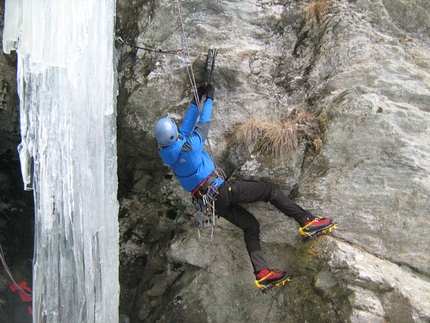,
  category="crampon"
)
[254,272,291,294]
[299,216,338,241]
